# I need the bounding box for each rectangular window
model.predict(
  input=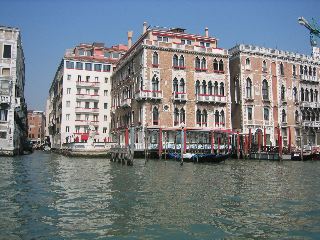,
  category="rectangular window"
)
[2,68,10,76]
[86,50,92,56]
[75,126,80,133]
[77,88,81,94]
[76,62,83,70]
[103,127,107,133]
[104,90,108,96]
[3,45,11,58]
[67,88,71,94]
[66,61,74,69]
[103,65,111,72]
[105,77,108,83]
[94,89,98,95]
[264,108,269,120]
[205,42,210,47]
[66,101,70,107]
[112,52,119,58]
[85,114,89,121]
[76,101,81,107]
[104,103,108,109]
[93,115,98,121]
[66,114,70,120]
[86,89,90,95]
[85,76,90,82]
[94,64,102,71]
[78,49,84,56]
[200,42,205,47]
[0,132,7,139]
[0,109,8,121]
[95,77,99,82]
[77,75,81,82]
[85,63,92,71]
[247,107,252,120]
[104,115,107,121]
[85,102,90,108]
[67,75,71,80]
[104,52,111,58]
[94,102,98,108]
[66,126,70,132]
[76,114,81,120]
